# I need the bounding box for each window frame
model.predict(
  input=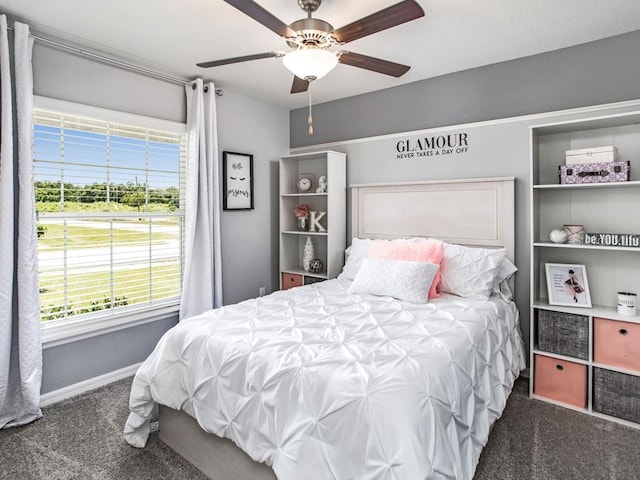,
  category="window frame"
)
[34,96,187,347]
